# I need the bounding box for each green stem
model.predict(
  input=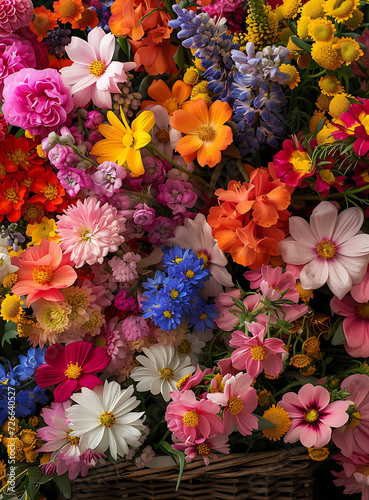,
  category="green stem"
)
[292,183,369,200]
[71,145,99,168]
